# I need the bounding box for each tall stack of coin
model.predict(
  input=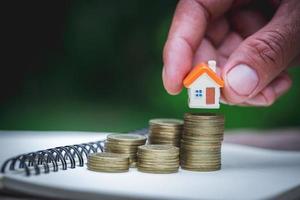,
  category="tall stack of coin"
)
[137,144,179,173]
[148,119,183,147]
[87,152,129,173]
[180,113,225,171]
[105,134,147,167]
